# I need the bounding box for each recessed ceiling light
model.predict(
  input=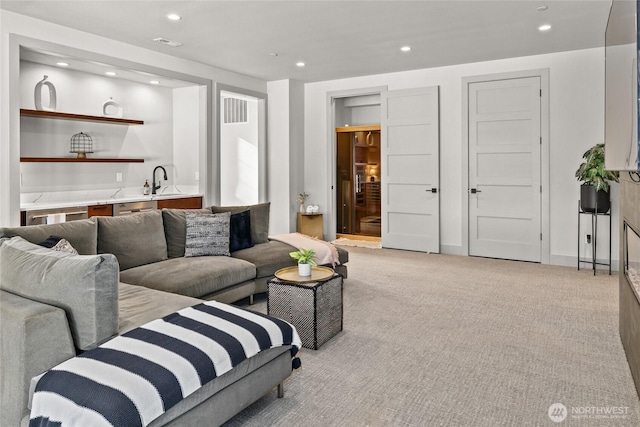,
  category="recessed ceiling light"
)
[166,13,182,21]
[538,24,552,31]
[150,80,160,85]
[400,46,411,52]
[537,5,548,12]
[56,62,69,67]
[105,71,117,76]
[296,62,305,67]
